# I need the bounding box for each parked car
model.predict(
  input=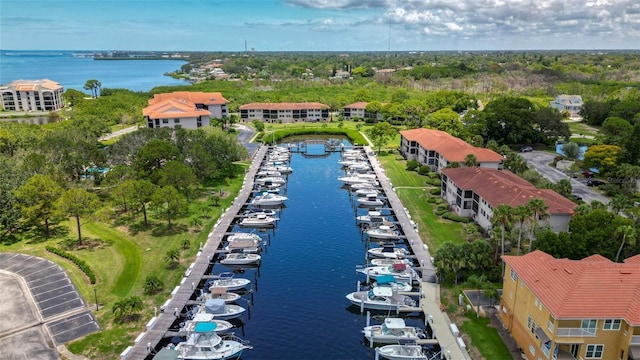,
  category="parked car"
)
[587,179,606,187]
[520,146,533,152]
